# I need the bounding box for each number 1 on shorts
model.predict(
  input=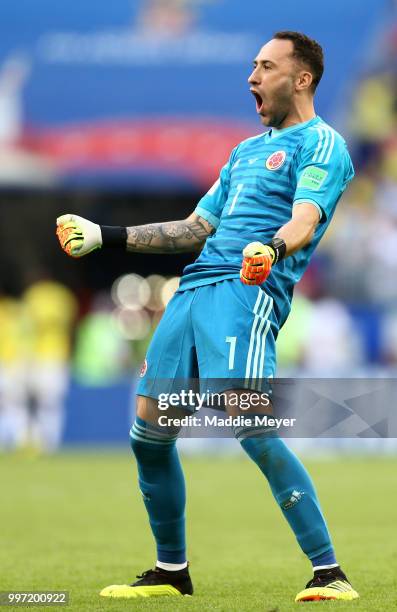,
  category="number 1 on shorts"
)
[225,336,237,370]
